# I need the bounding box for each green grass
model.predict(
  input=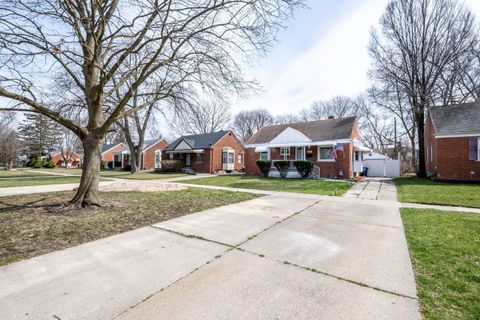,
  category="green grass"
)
[401,208,480,320]
[182,175,351,196]
[0,176,86,188]
[102,172,189,180]
[34,168,84,175]
[0,169,54,178]
[0,189,258,266]
[394,177,480,208]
